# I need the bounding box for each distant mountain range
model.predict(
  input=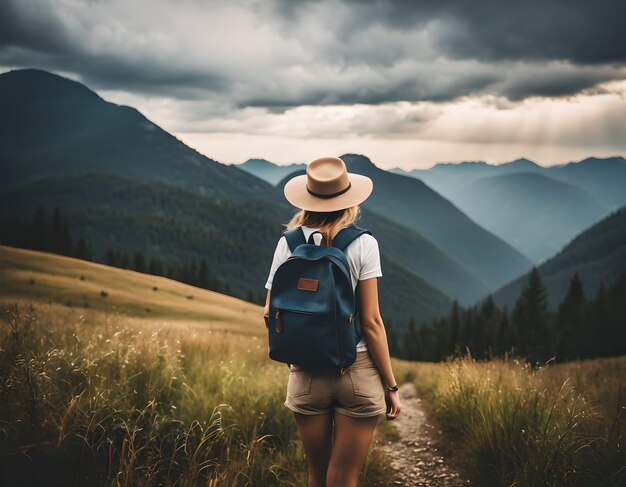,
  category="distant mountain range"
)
[276,154,533,290]
[392,157,626,262]
[491,205,626,311]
